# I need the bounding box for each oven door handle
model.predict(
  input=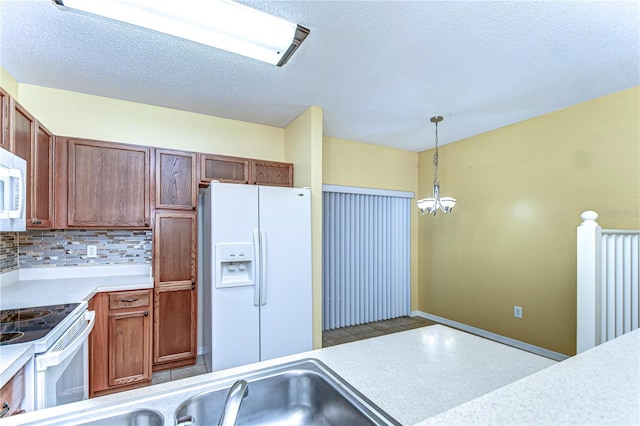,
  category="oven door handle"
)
[36,310,96,371]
